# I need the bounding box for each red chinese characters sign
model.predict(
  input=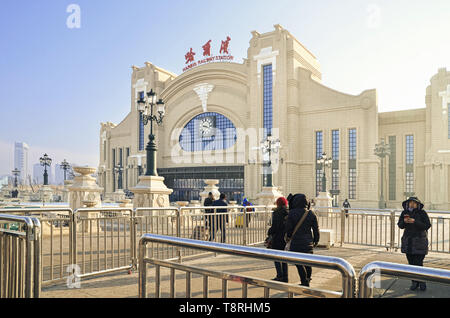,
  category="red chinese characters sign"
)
[183,36,234,72]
